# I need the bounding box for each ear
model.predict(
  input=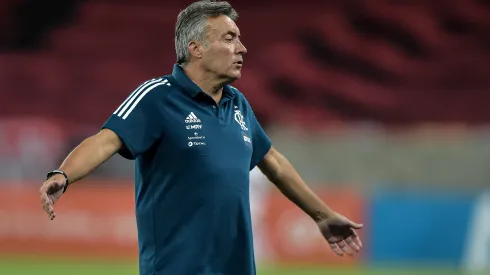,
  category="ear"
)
[188,40,204,60]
